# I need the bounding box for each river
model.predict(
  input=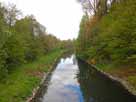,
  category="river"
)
[32,55,136,102]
